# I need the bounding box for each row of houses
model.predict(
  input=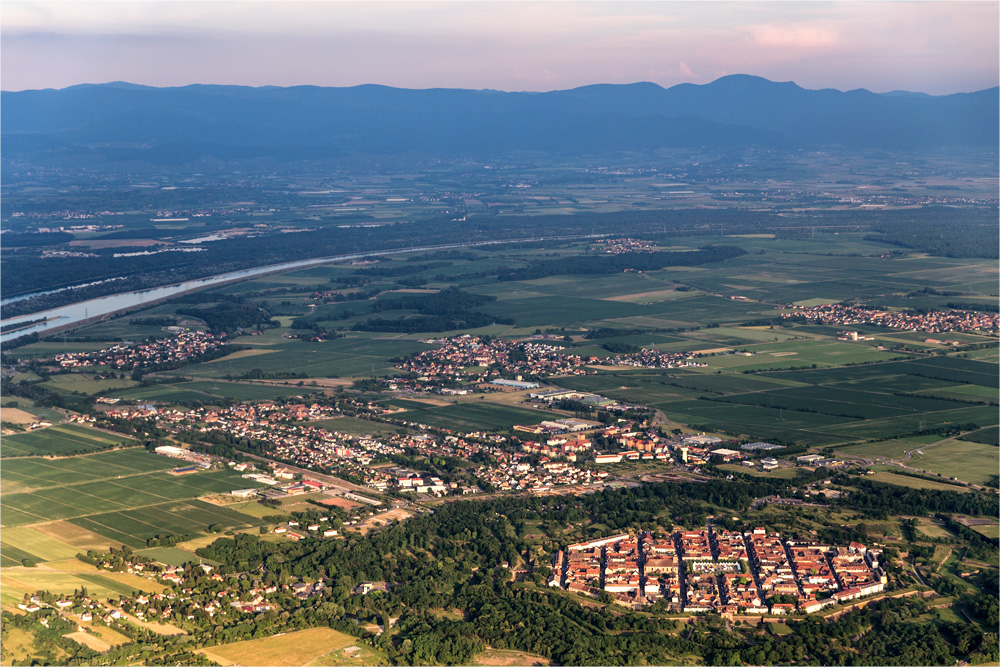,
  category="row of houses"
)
[783,303,998,334]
